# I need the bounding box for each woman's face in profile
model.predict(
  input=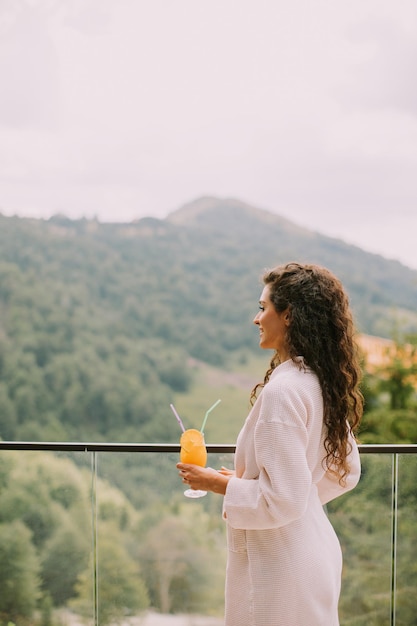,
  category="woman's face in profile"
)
[253,285,290,359]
